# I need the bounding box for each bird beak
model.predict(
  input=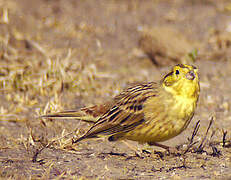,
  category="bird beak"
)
[186,71,195,80]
